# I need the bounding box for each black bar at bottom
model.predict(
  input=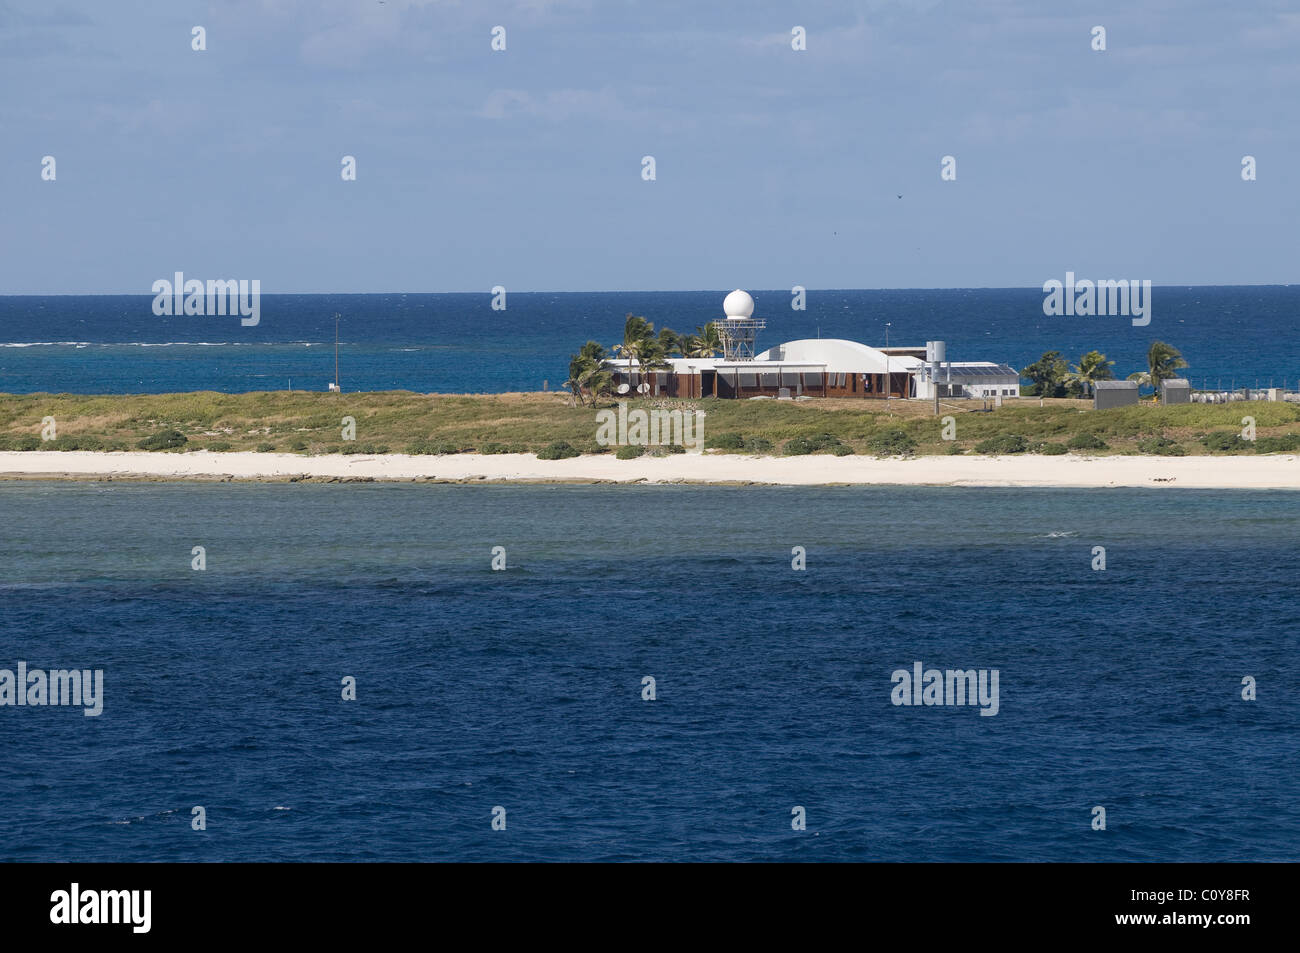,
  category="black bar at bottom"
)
[0,862,1277,940]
